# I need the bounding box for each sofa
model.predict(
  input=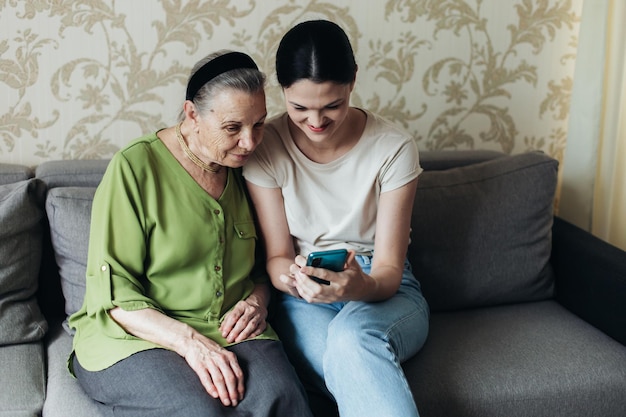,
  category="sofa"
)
[1,150,625,417]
